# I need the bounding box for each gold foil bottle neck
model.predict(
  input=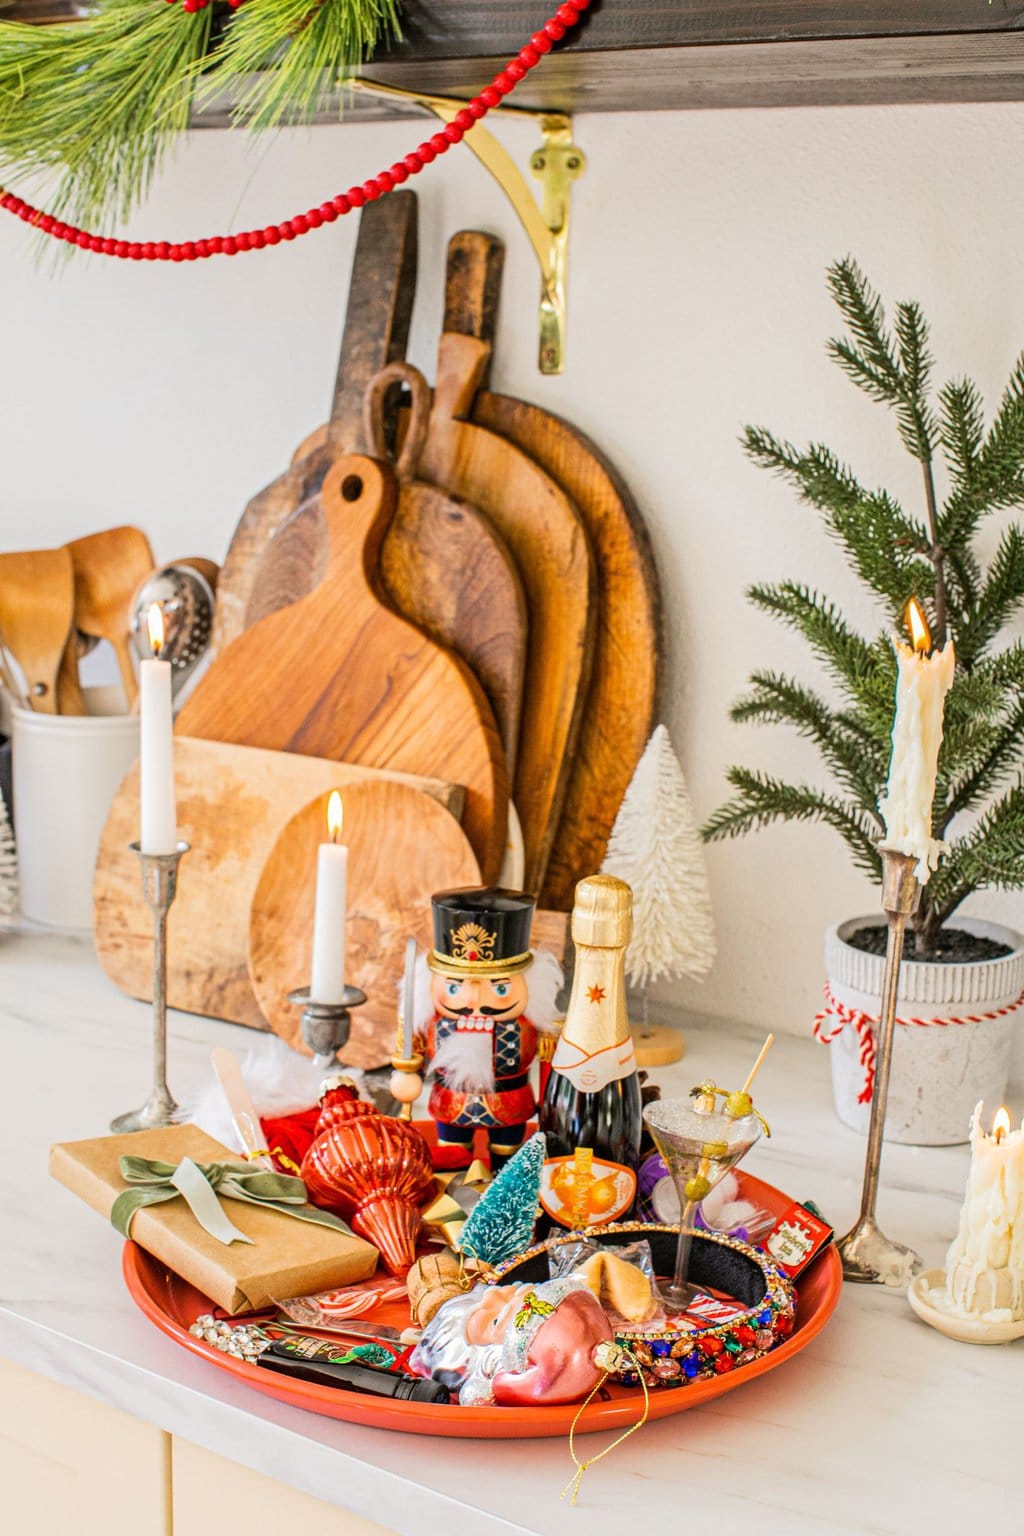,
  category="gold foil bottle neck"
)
[571,874,633,949]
